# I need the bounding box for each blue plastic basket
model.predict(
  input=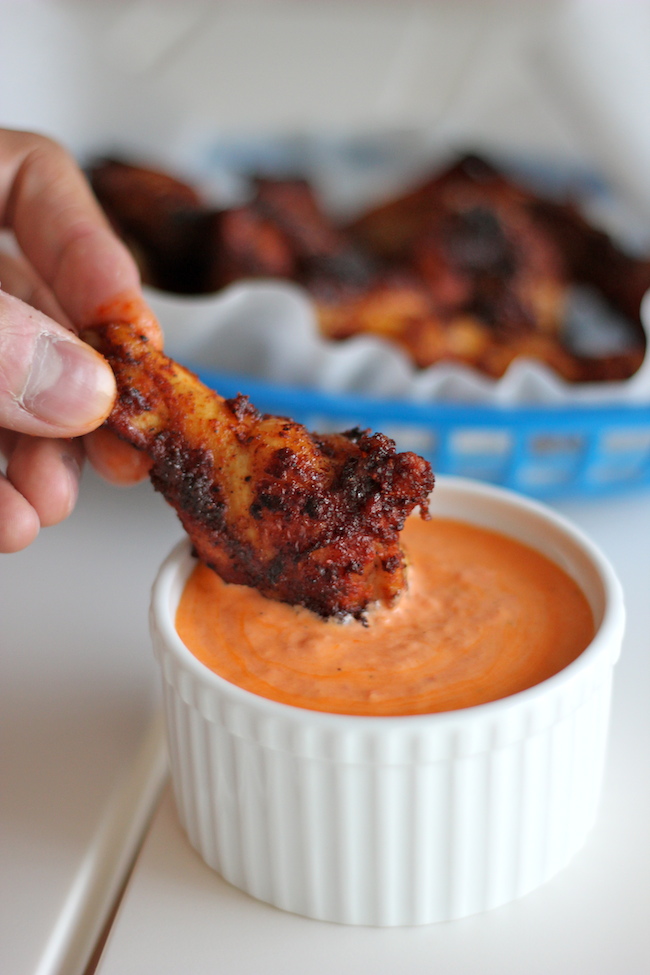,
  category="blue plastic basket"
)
[195,367,650,500]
